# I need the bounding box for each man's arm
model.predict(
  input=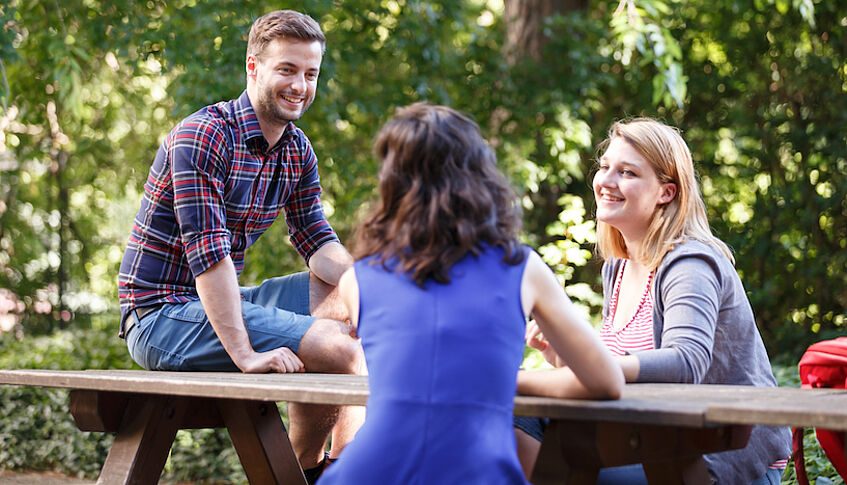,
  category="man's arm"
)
[307,241,353,287]
[195,256,304,373]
